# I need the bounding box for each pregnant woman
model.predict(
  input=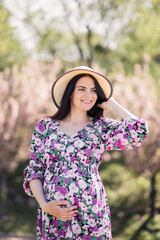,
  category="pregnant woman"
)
[23,66,149,240]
